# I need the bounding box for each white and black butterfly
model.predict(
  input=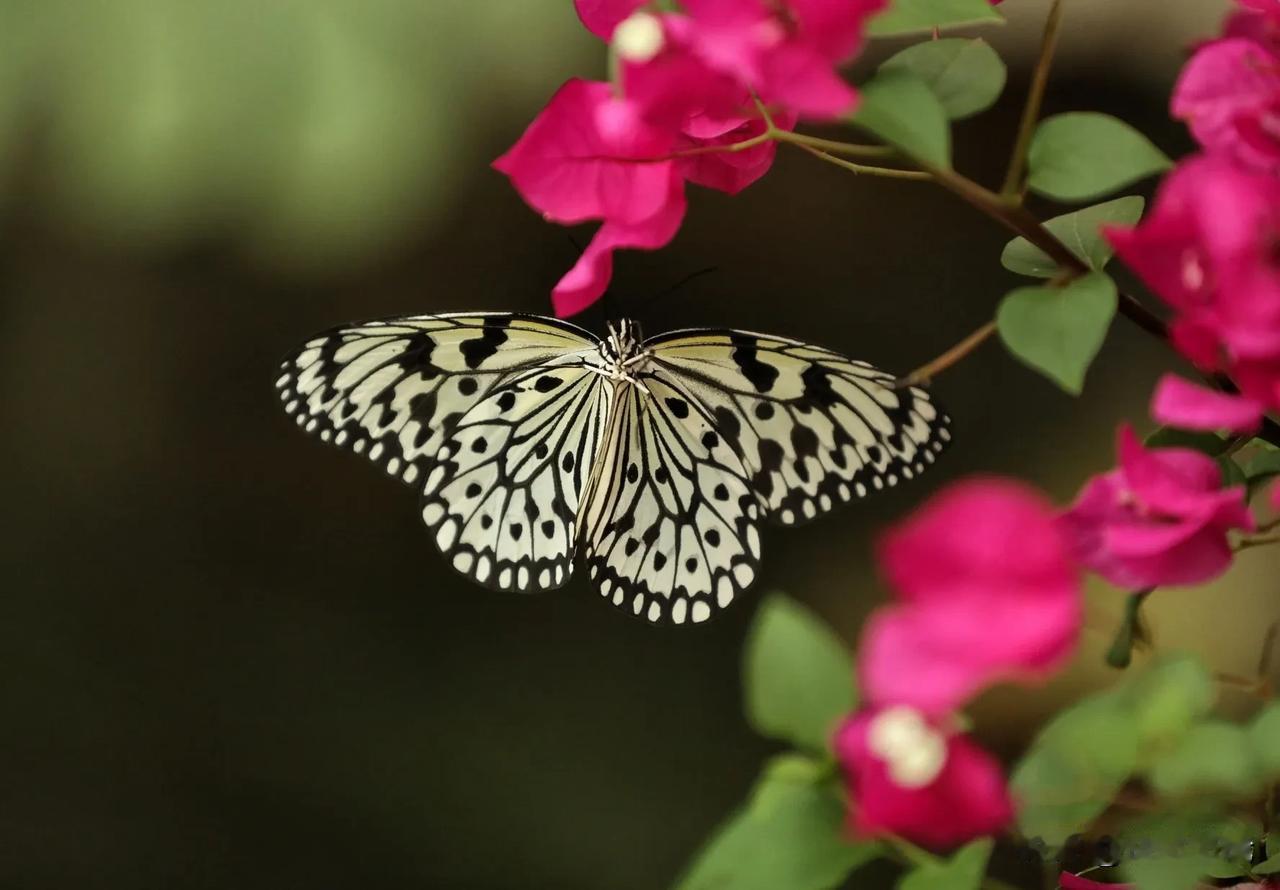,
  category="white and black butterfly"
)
[276,313,951,625]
